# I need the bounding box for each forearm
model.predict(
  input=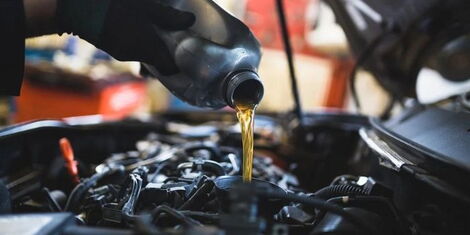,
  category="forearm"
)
[23,0,58,37]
